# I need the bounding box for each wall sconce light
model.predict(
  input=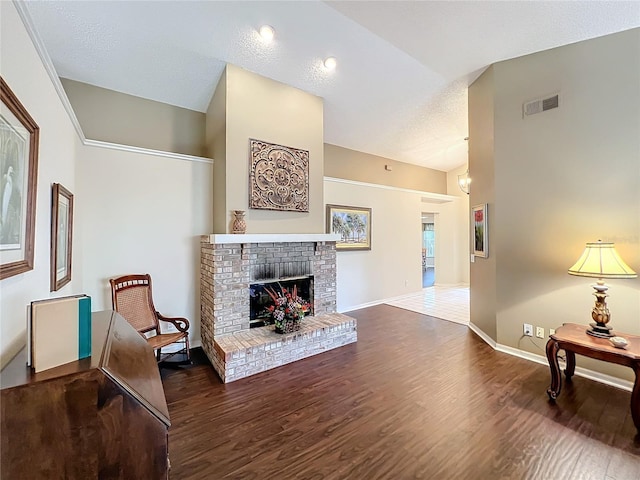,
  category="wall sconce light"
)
[568,240,637,337]
[458,169,470,195]
[458,137,470,195]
